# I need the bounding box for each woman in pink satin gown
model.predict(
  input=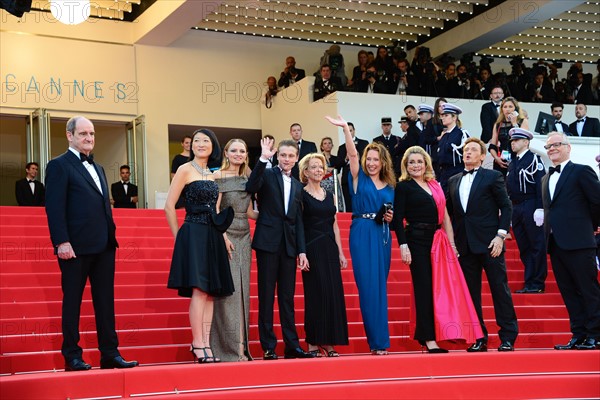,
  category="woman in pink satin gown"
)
[393,146,483,352]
